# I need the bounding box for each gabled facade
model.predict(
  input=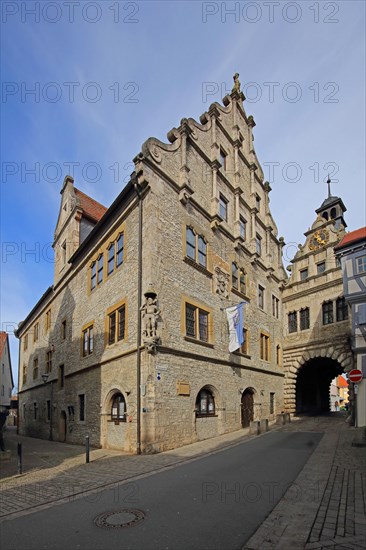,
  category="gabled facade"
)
[0,332,14,411]
[335,227,366,426]
[16,79,288,452]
